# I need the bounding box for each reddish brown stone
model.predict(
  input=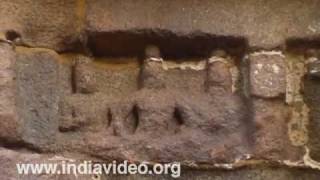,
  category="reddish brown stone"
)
[207,61,232,93]
[141,59,166,89]
[248,52,286,98]
[252,99,302,160]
